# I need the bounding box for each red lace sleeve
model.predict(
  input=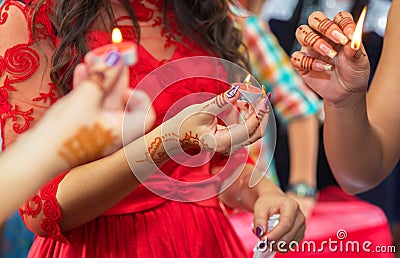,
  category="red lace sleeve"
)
[19,171,71,243]
[0,0,58,150]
